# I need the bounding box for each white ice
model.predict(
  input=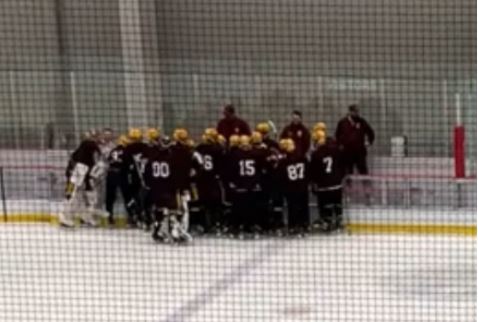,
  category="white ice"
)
[0,225,475,322]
